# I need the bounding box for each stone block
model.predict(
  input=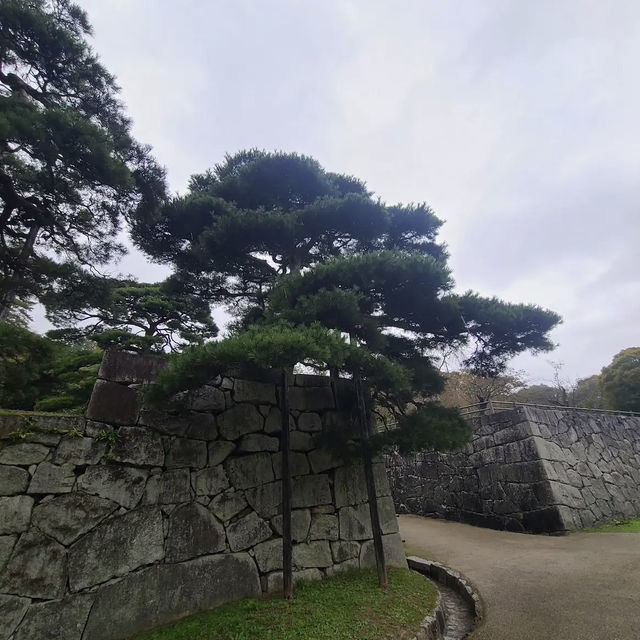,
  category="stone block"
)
[0,535,16,571]
[360,533,407,568]
[13,594,94,640]
[32,493,118,546]
[334,463,368,507]
[28,462,75,494]
[245,481,282,518]
[138,409,216,439]
[294,374,332,387]
[86,380,140,425]
[68,506,164,591]
[309,513,338,541]
[110,427,164,466]
[98,348,167,383]
[225,452,274,489]
[238,433,280,453]
[293,540,332,568]
[233,379,276,405]
[78,465,148,509]
[193,465,229,497]
[331,540,360,563]
[339,503,372,540]
[325,557,360,576]
[209,490,248,522]
[289,386,334,411]
[290,431,314,452]
[165,437,207,469]
[52,437,106,466]
[271,451,310,478]
[253,538,283,572]
[218,404,264,440]
[83,553,261,640]
[308,447,342,474]
[0,595,30,640]
[1,530,67,599]
[165,503,226,562]
[190,385,226,412]
[297,412,322,432]
[264,407,295,434]
[0,465,29,495]
[265,568,322,593]
[0,442,50,465]
[226,511,272,551]
[208,440,235,466]
[270,509,312,542]
[0,495,33,534]
[291,474,331,508]
[142,469,191,504]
